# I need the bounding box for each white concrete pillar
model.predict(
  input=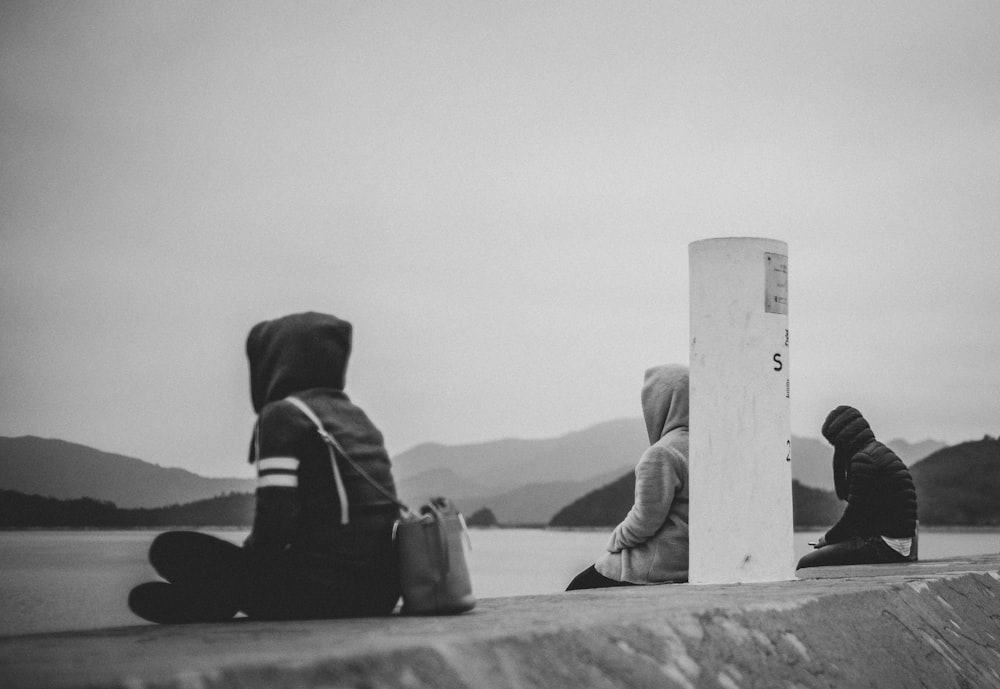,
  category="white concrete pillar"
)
[688,237,793,584]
